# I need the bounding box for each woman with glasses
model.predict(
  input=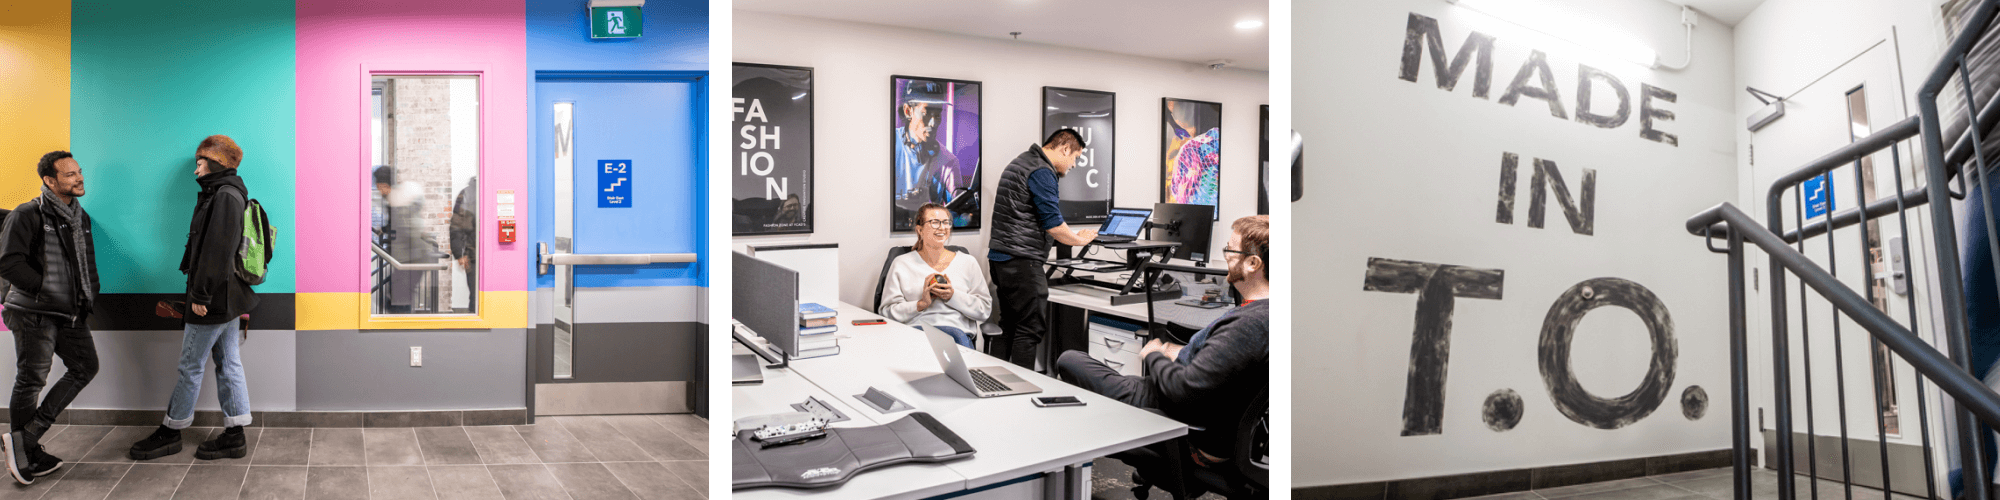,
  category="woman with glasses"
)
[879,203,992,347]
